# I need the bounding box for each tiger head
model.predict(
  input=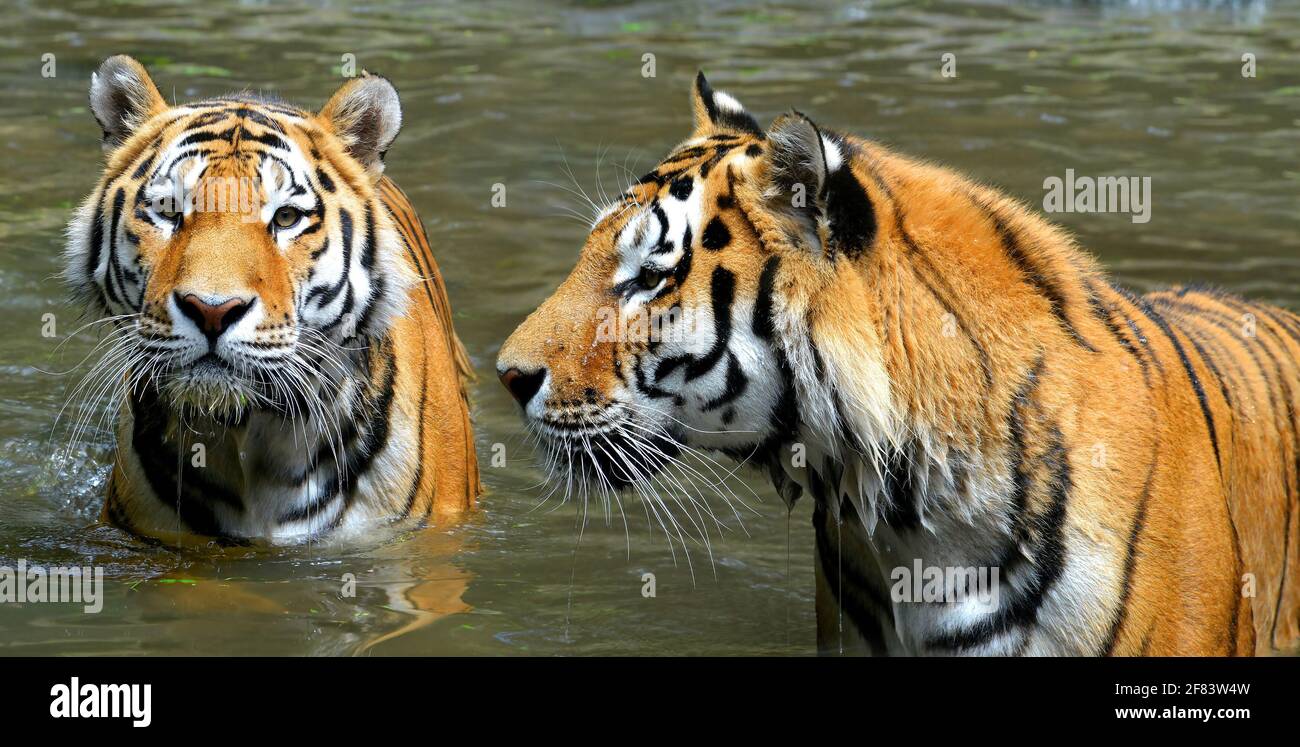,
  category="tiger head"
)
[498,73,889,503]
[65,55,414,419]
